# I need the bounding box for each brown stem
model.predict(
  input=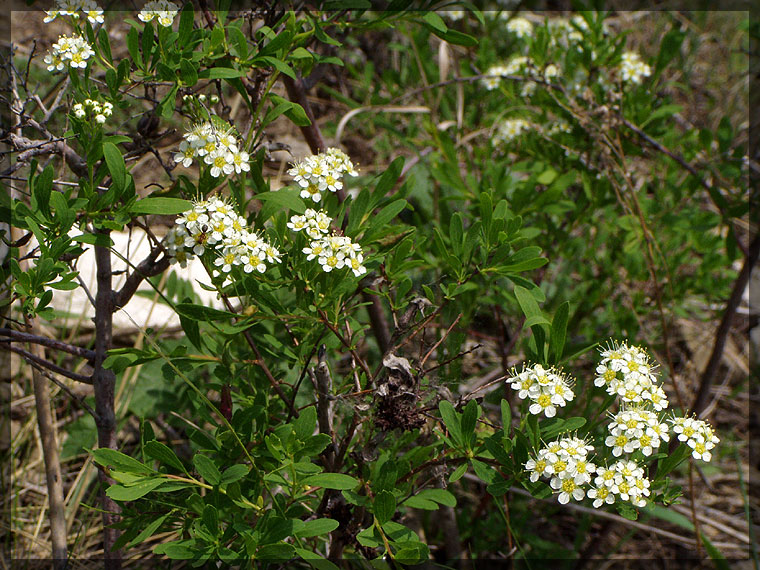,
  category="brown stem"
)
[2,343,93,384]
[5,133,87,177]
[363,293,391,354]
[112,247,170,310]
[24,318,68,568]
[92,234,122,569]
[691,233,759,416]
[0,328,95,360]
[282,75,327,154]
